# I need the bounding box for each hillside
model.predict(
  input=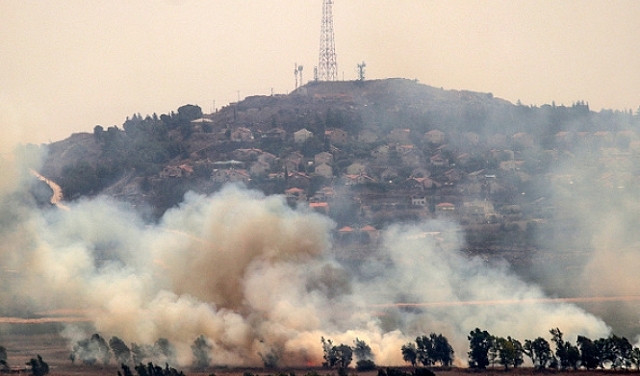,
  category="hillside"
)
[37,78,640,311]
